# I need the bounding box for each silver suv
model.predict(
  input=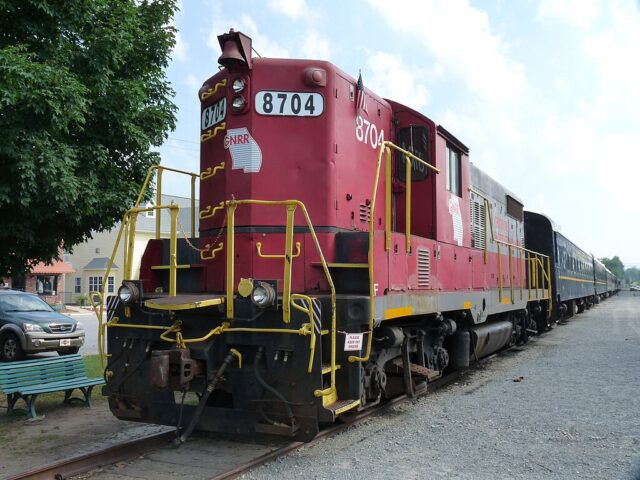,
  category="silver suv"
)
[0,290,85,361]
